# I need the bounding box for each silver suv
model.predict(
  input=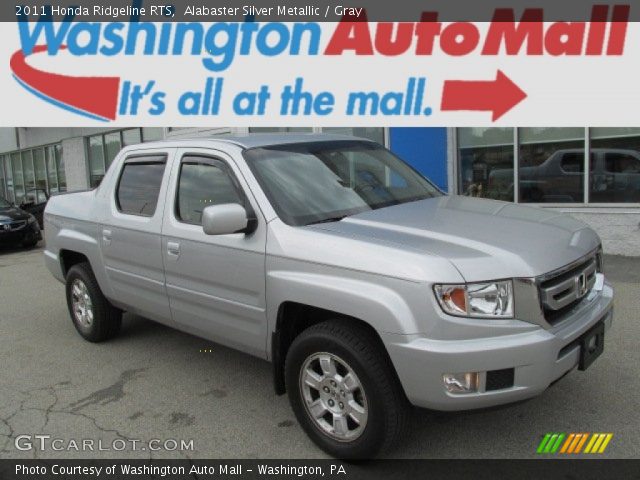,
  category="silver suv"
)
[44,134,614,458]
